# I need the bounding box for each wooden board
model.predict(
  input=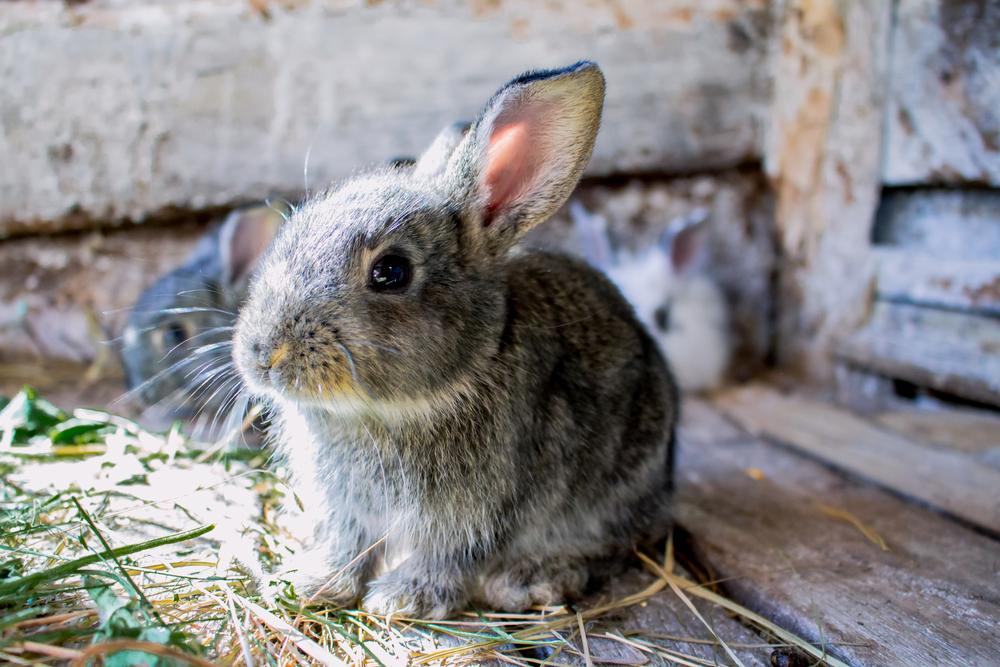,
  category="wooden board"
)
[875,407,1000,472]
[872,189,1000,315]
[763,0,891,377]
[874,249,1000,316]
[676,397,1000,667]
[883,0,1000,185]
[873,189,1000,260]
[835,301,1000,407]
[558,565,771,666]
[0,0,769,235]
[712,384,1000,534]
